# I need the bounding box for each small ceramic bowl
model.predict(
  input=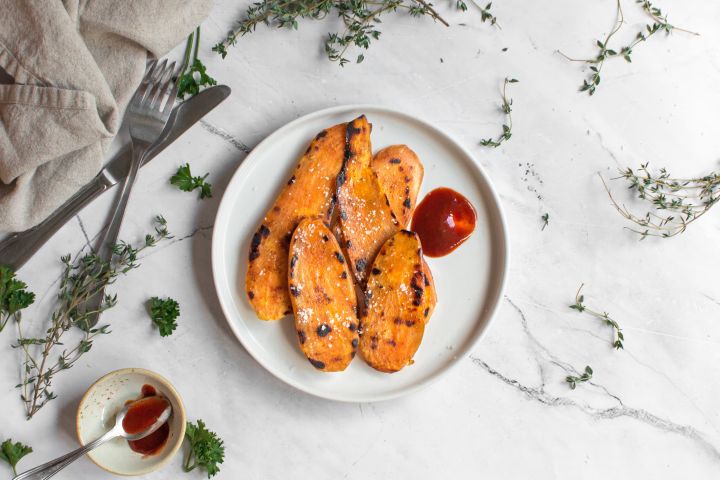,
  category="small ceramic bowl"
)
[76,368,186,476]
